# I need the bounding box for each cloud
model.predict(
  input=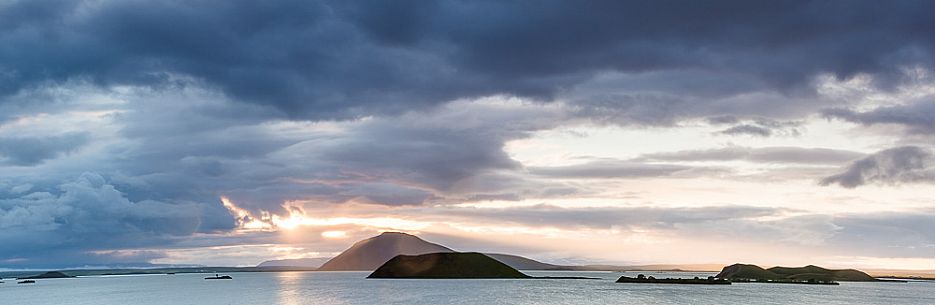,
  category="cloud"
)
[828,212,935,257]
[438,204,780,230]
[2,0,935,120]
[0,172,213,268]
[561,70,841,126]
[0,132,90,166]
[823,100,935,134]
[638,146,864,165]
[32,92,569,214]
[719,124,774,137]
[820,146,935,188]
[705,116,803,137]
[527,160,701,179]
